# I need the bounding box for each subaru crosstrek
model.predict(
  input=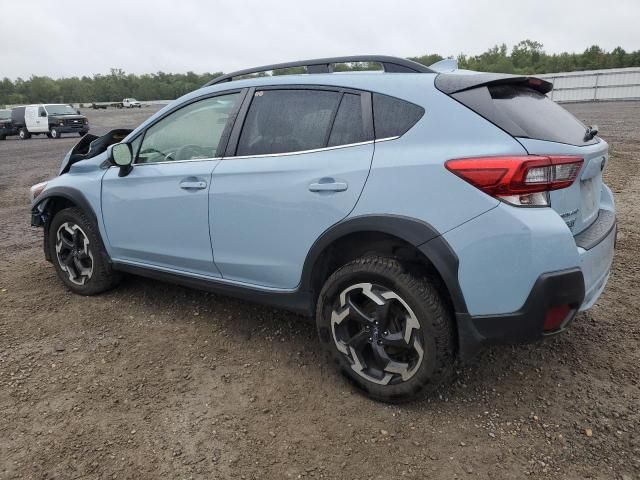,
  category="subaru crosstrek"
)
[30,56,616,402]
